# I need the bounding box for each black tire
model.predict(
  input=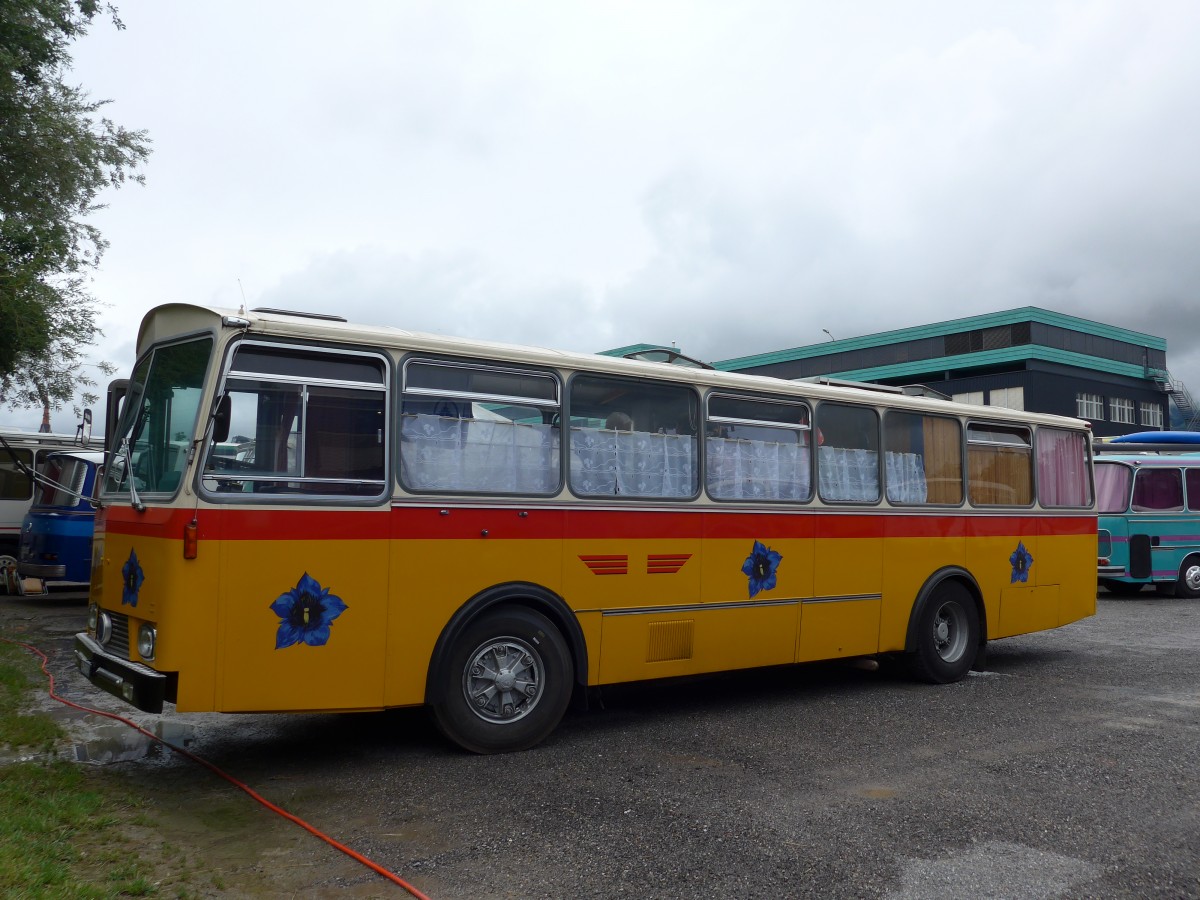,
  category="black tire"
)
[1100,579,1145,596]
[431,607,572,754]
[906,582,980,684]
[1175,557,1200,599]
